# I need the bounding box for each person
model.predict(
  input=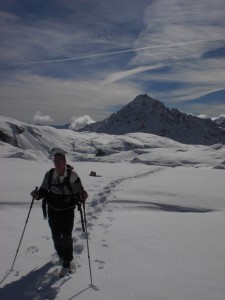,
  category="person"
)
[31,148,88,272]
